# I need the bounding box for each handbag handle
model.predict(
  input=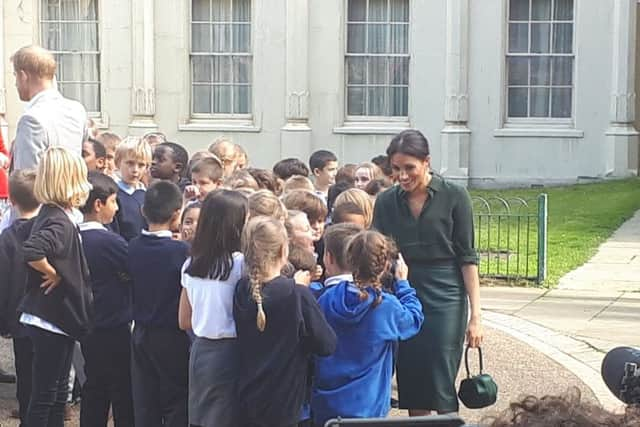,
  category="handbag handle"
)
[464,345,484,378]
